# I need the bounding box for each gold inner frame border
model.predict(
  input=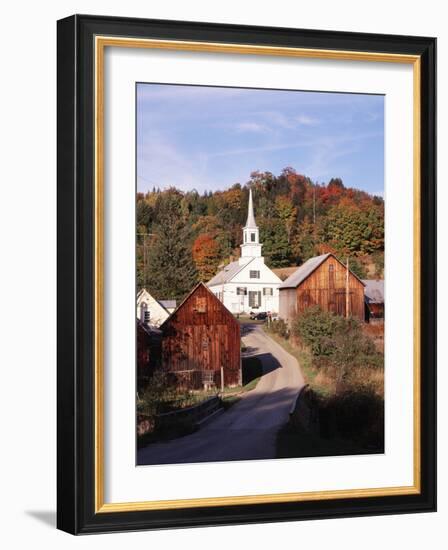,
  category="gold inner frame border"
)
[94,35,421,514]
